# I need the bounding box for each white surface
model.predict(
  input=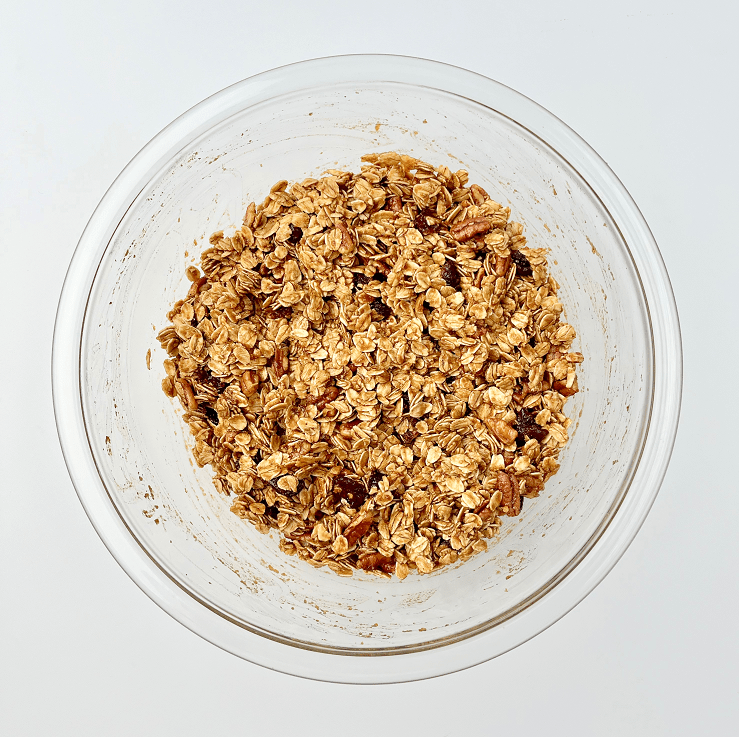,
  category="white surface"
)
[1,0,736,733]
